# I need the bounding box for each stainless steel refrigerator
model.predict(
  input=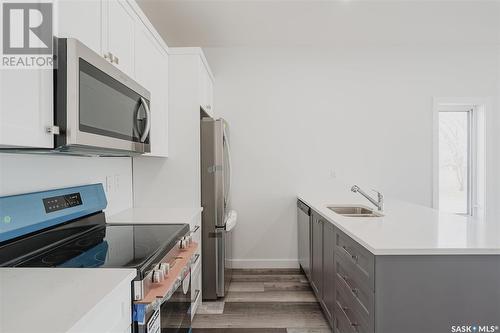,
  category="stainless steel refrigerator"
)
[201,117,235,299]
